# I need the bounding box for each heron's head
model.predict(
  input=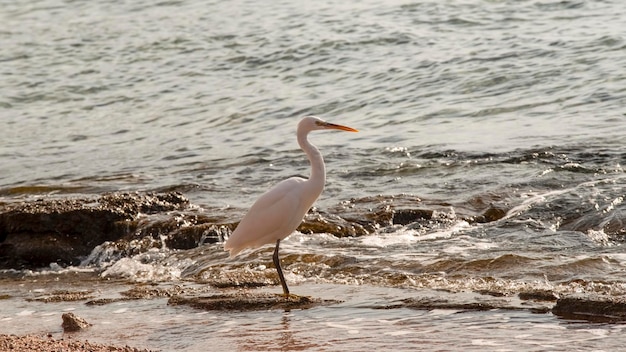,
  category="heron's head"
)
[299,115,358,133]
